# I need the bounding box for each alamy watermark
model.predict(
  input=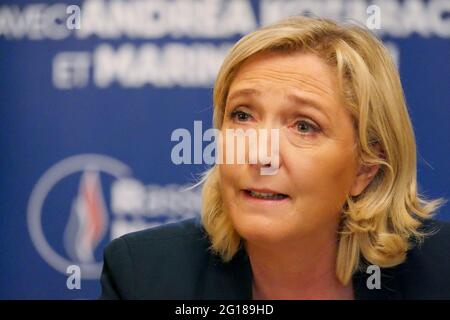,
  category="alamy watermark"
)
[170,121,280,175]
[66,265,81,290]
[366,5,381,30]
[366,264,381,290]
[66,5,81,30]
